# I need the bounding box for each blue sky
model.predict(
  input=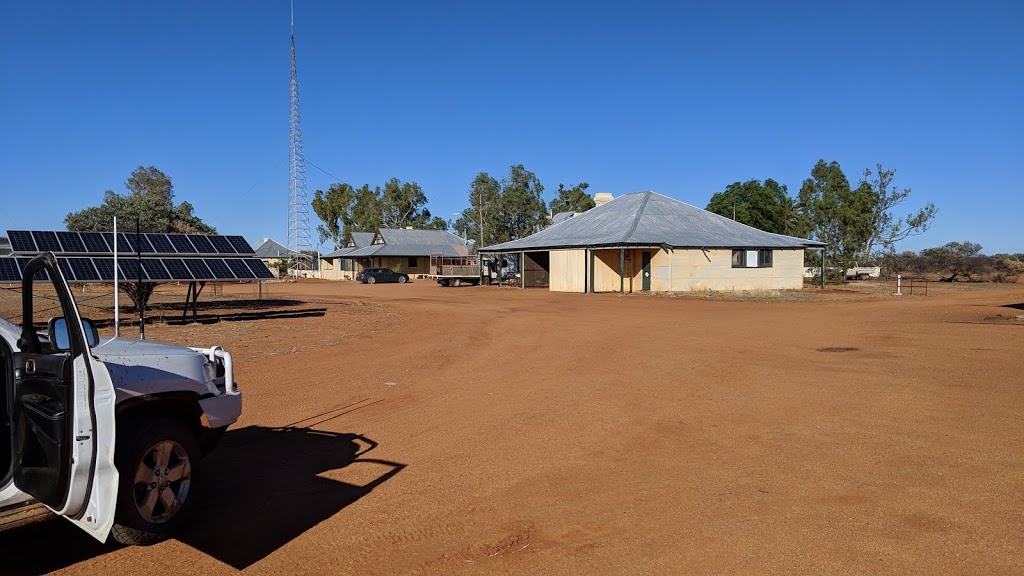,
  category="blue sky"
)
[1,1,1021,253]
